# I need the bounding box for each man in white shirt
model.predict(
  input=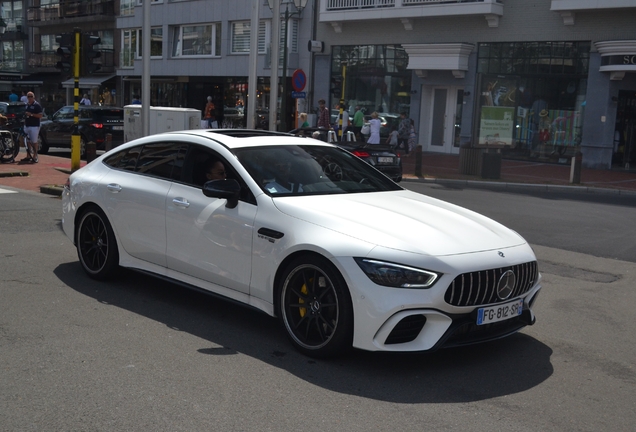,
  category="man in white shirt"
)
[80,94,91,106]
